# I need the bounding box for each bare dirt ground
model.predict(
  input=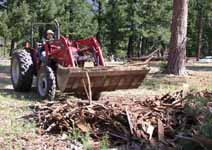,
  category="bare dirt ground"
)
[0,58,212,149]
[0,59,73,149]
